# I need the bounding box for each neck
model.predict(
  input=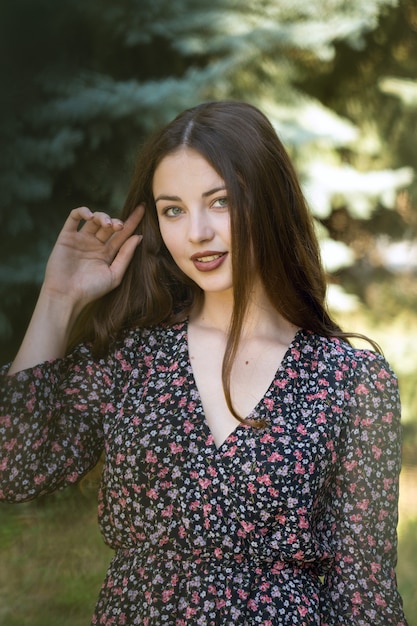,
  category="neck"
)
[190,284,296,341]
[190,289,234,333]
